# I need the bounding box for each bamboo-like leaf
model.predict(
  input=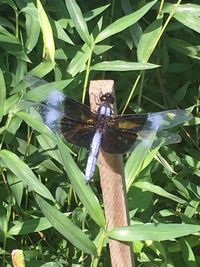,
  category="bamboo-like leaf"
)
[23,3,40,53]
[134,181,186,204]
[95,0,157,43]
[137,17,163,62]
[167,38,200,60]
[162,3,200,14]
[56,135,105,228]
[27,60,56,77]
[125,132,156,190]
[174,13,200,34]
[65,0,91,45]
[8,217,52,235]
[37,0,55,62]
[0,150,54,201]
[91,60,159,71]
[67,44,91,76]
[181,238,196,266]
[16,111,55,140]
[35,194,97,255]
[108,223,200,241]
[0,69,6,122]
